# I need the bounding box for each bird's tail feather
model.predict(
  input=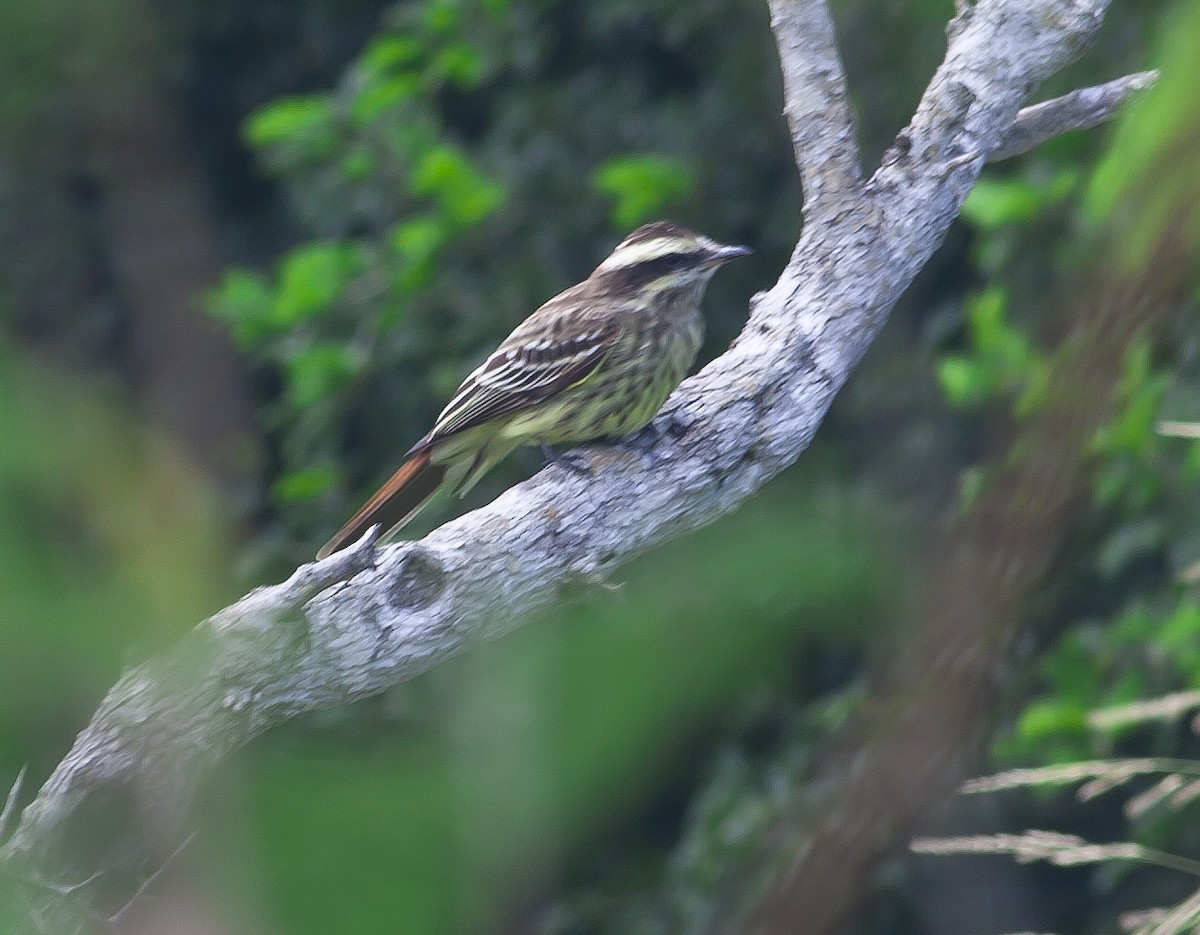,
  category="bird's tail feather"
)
[316,448,446,559]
